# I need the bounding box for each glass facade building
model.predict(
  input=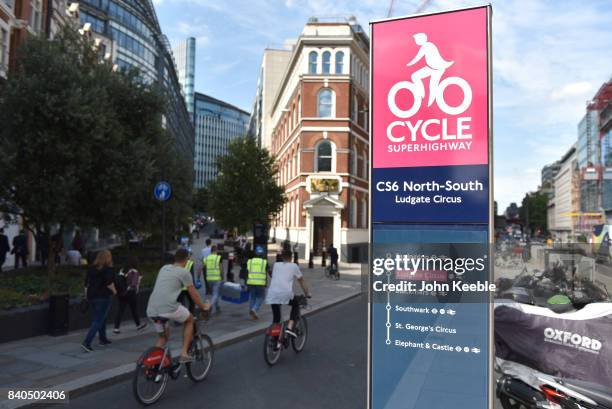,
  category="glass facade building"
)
[173,37,196,116]
[193,92,250,187]
[78,0,194,170]
[577,110,600,212]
